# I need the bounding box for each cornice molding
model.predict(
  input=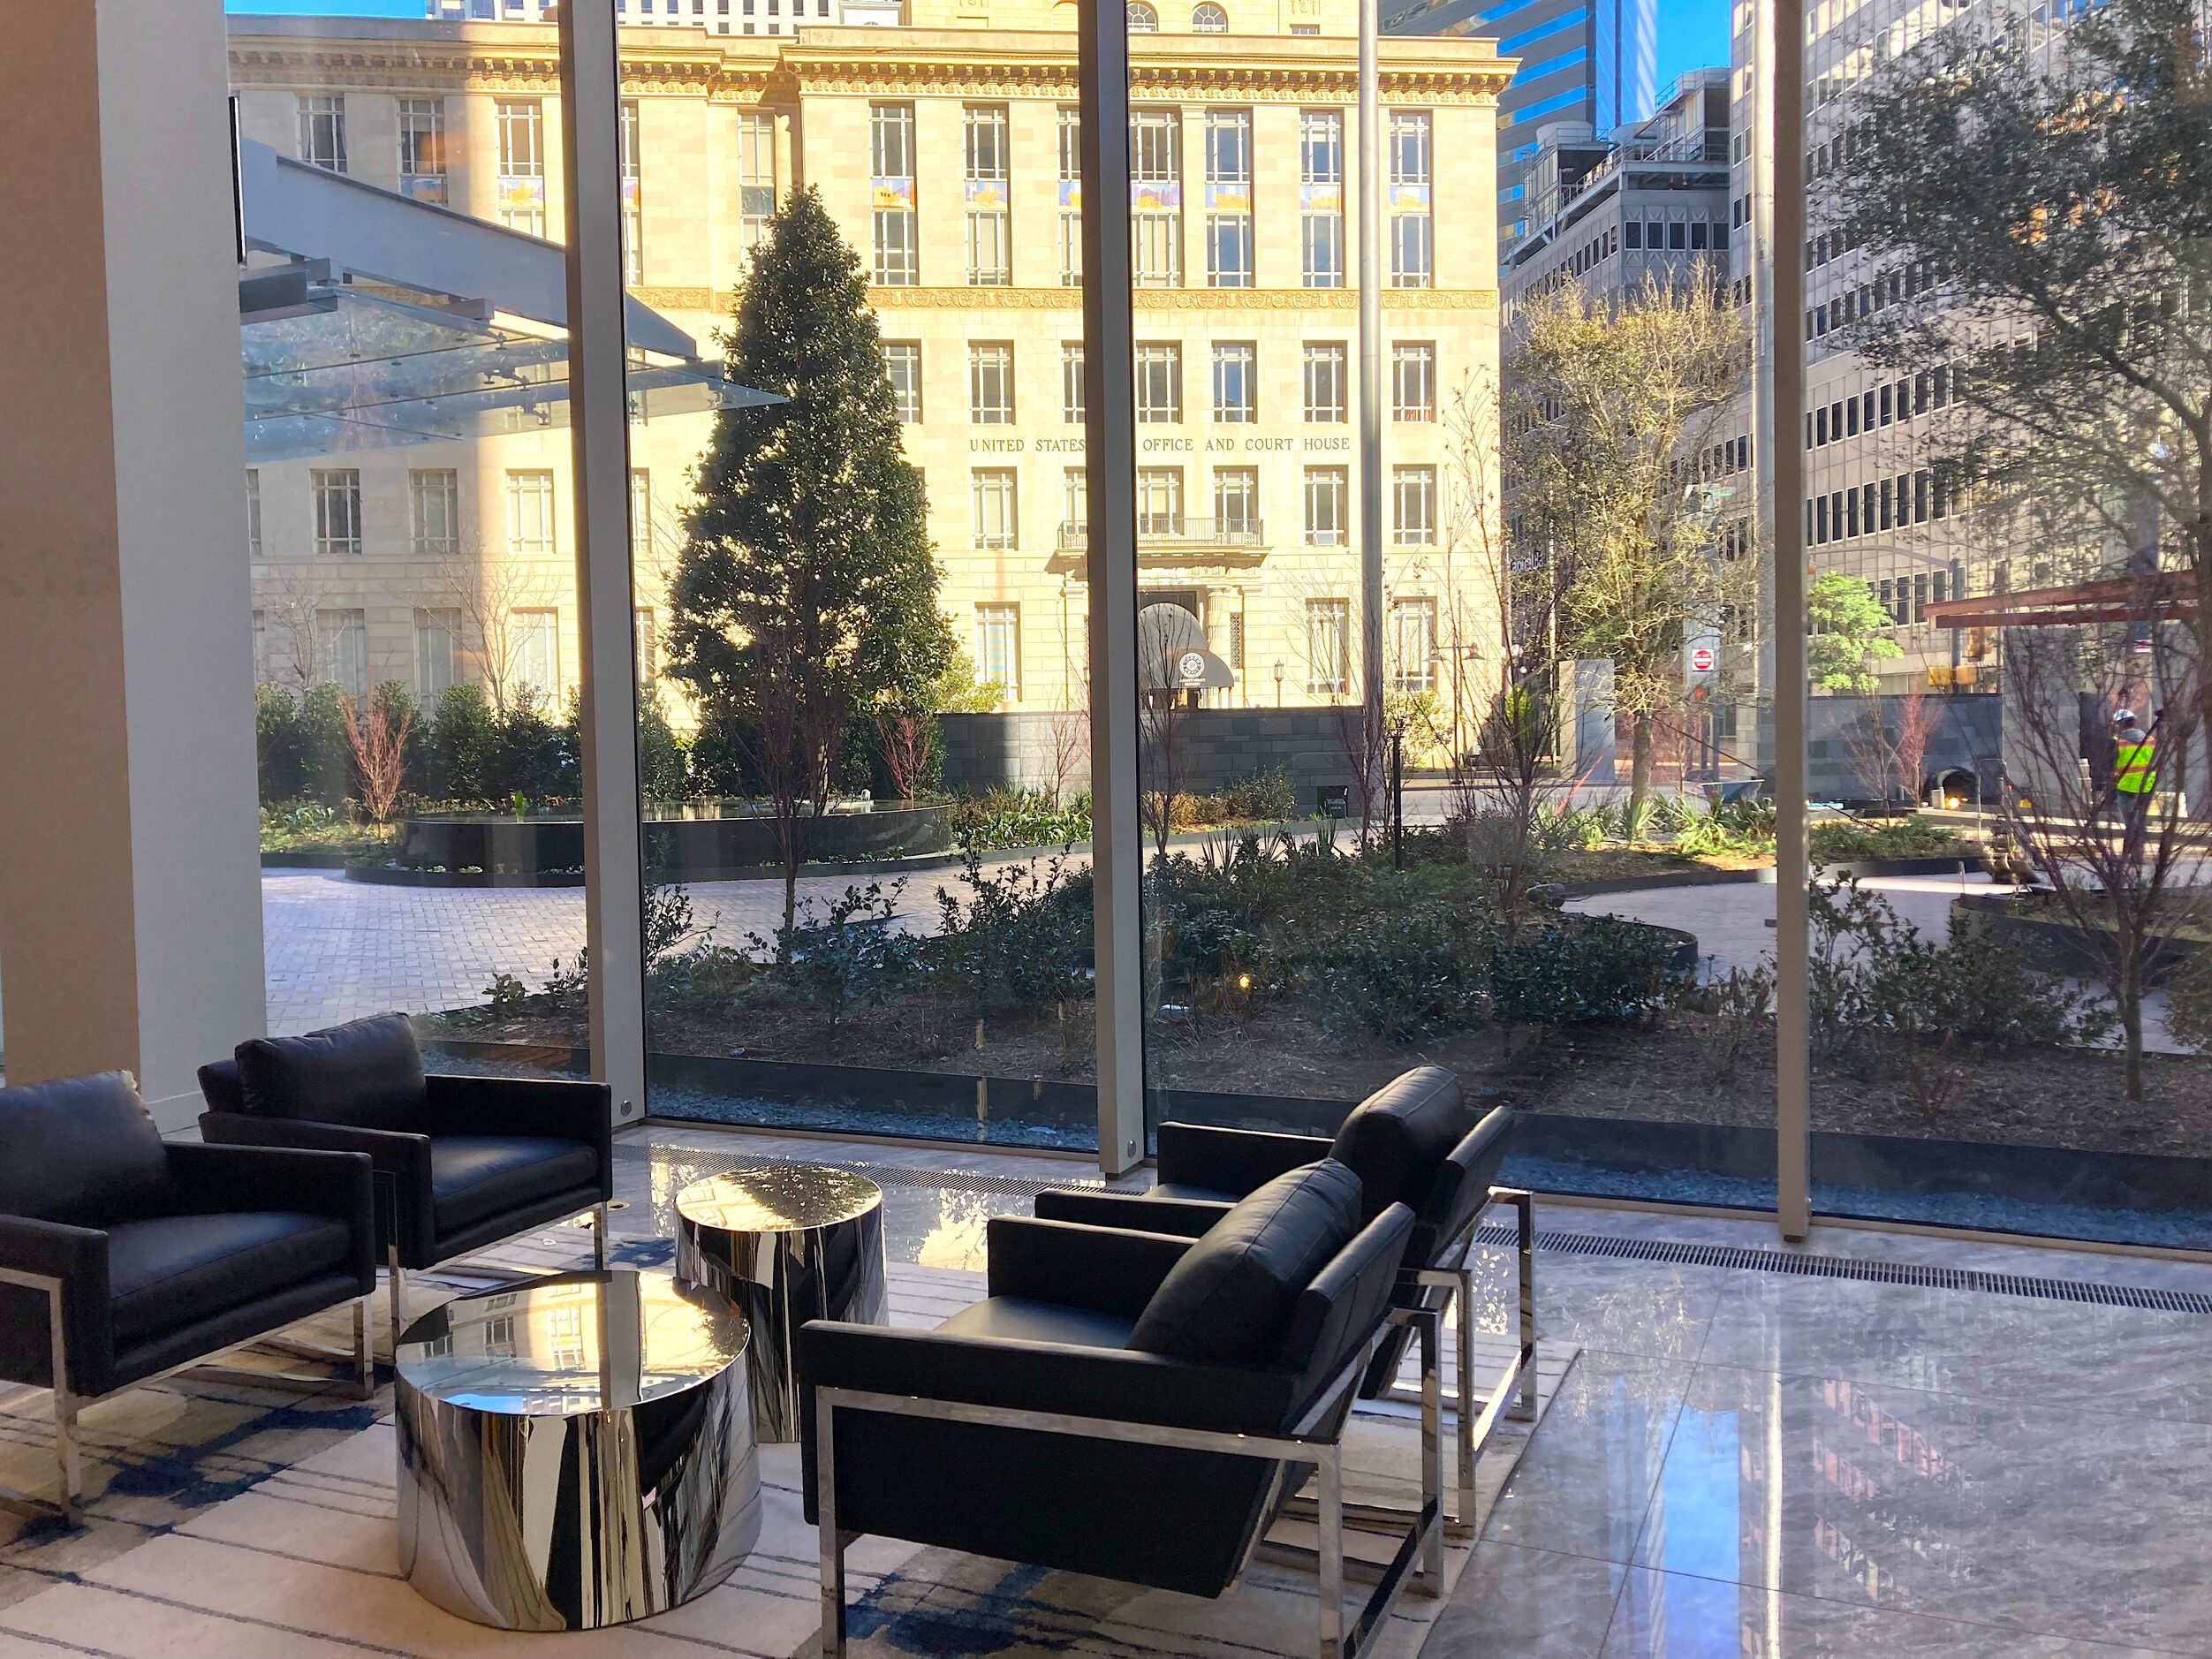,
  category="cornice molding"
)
[867,285,1496,310]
